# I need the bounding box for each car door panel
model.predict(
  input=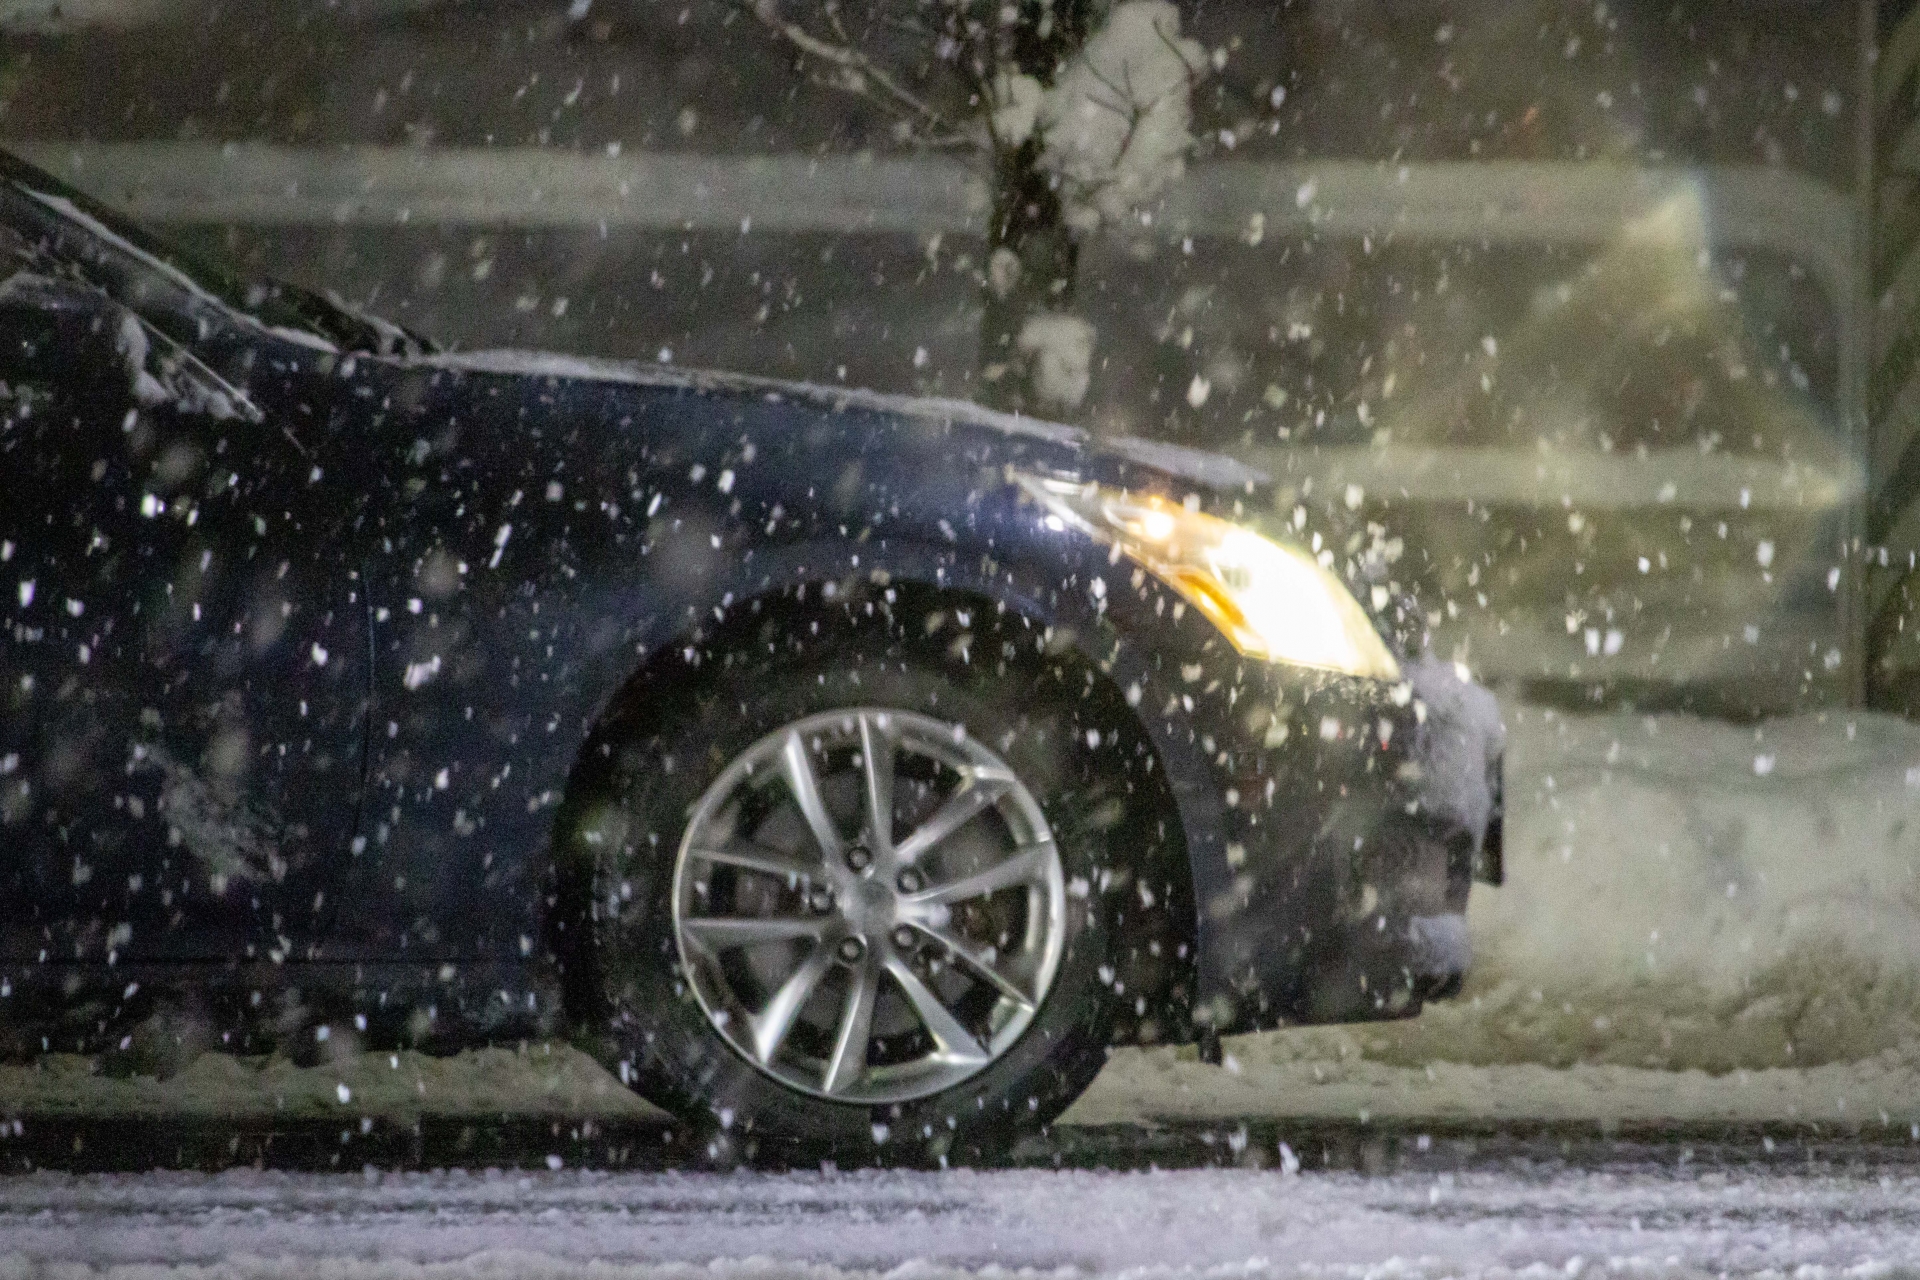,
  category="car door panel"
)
[0,283,370,967]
